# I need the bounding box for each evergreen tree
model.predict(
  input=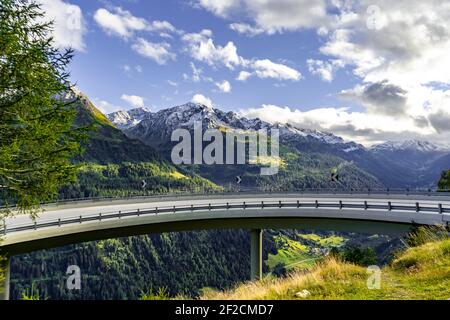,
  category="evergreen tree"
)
[0,0,85,217]
[438,170,450,191]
